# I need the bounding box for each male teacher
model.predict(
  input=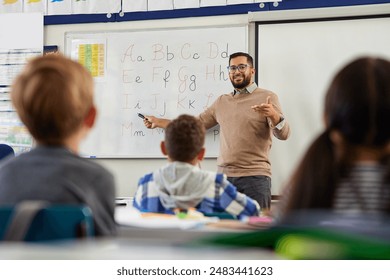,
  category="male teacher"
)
[143,52,290,210]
